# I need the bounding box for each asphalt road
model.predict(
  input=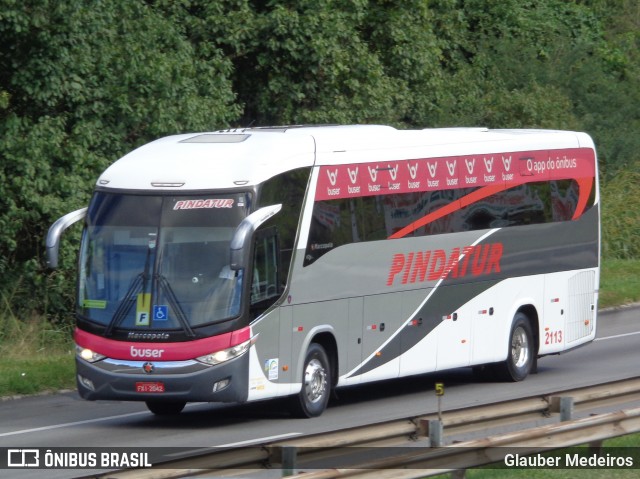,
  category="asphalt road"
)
[1,305,638,478]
